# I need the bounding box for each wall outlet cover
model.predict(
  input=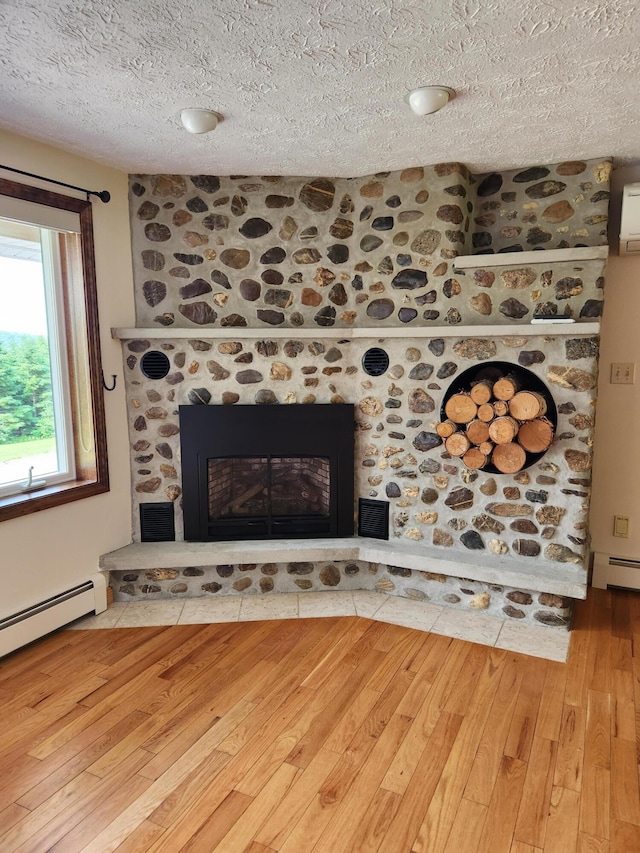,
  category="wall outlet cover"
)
[614,515,630,537]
